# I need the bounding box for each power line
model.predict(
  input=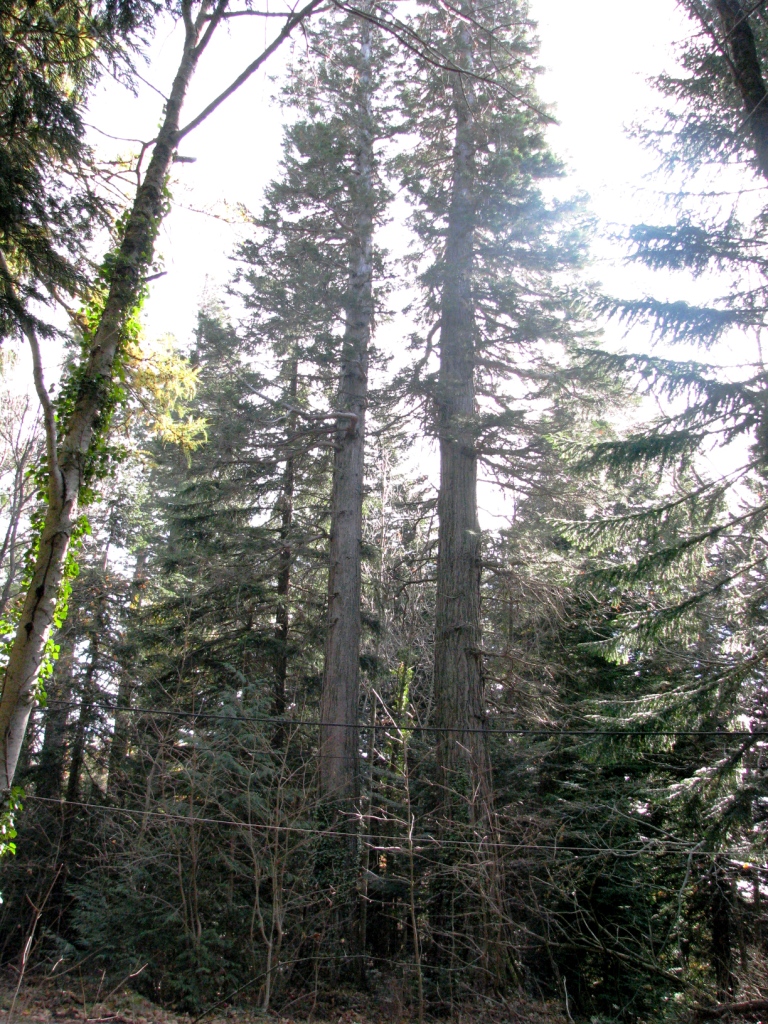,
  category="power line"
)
[37,700,768,739]
[26,795,731,858]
